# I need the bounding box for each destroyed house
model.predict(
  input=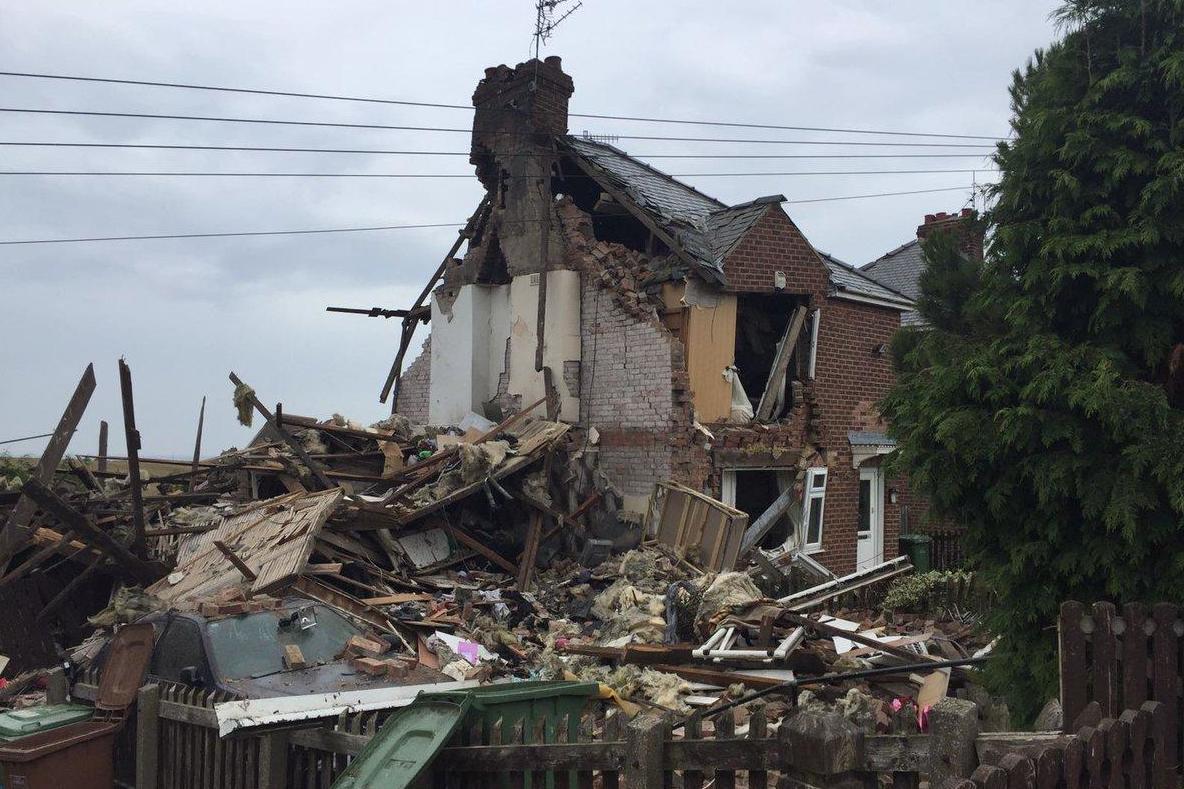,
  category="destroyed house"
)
[394,57,915,575]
